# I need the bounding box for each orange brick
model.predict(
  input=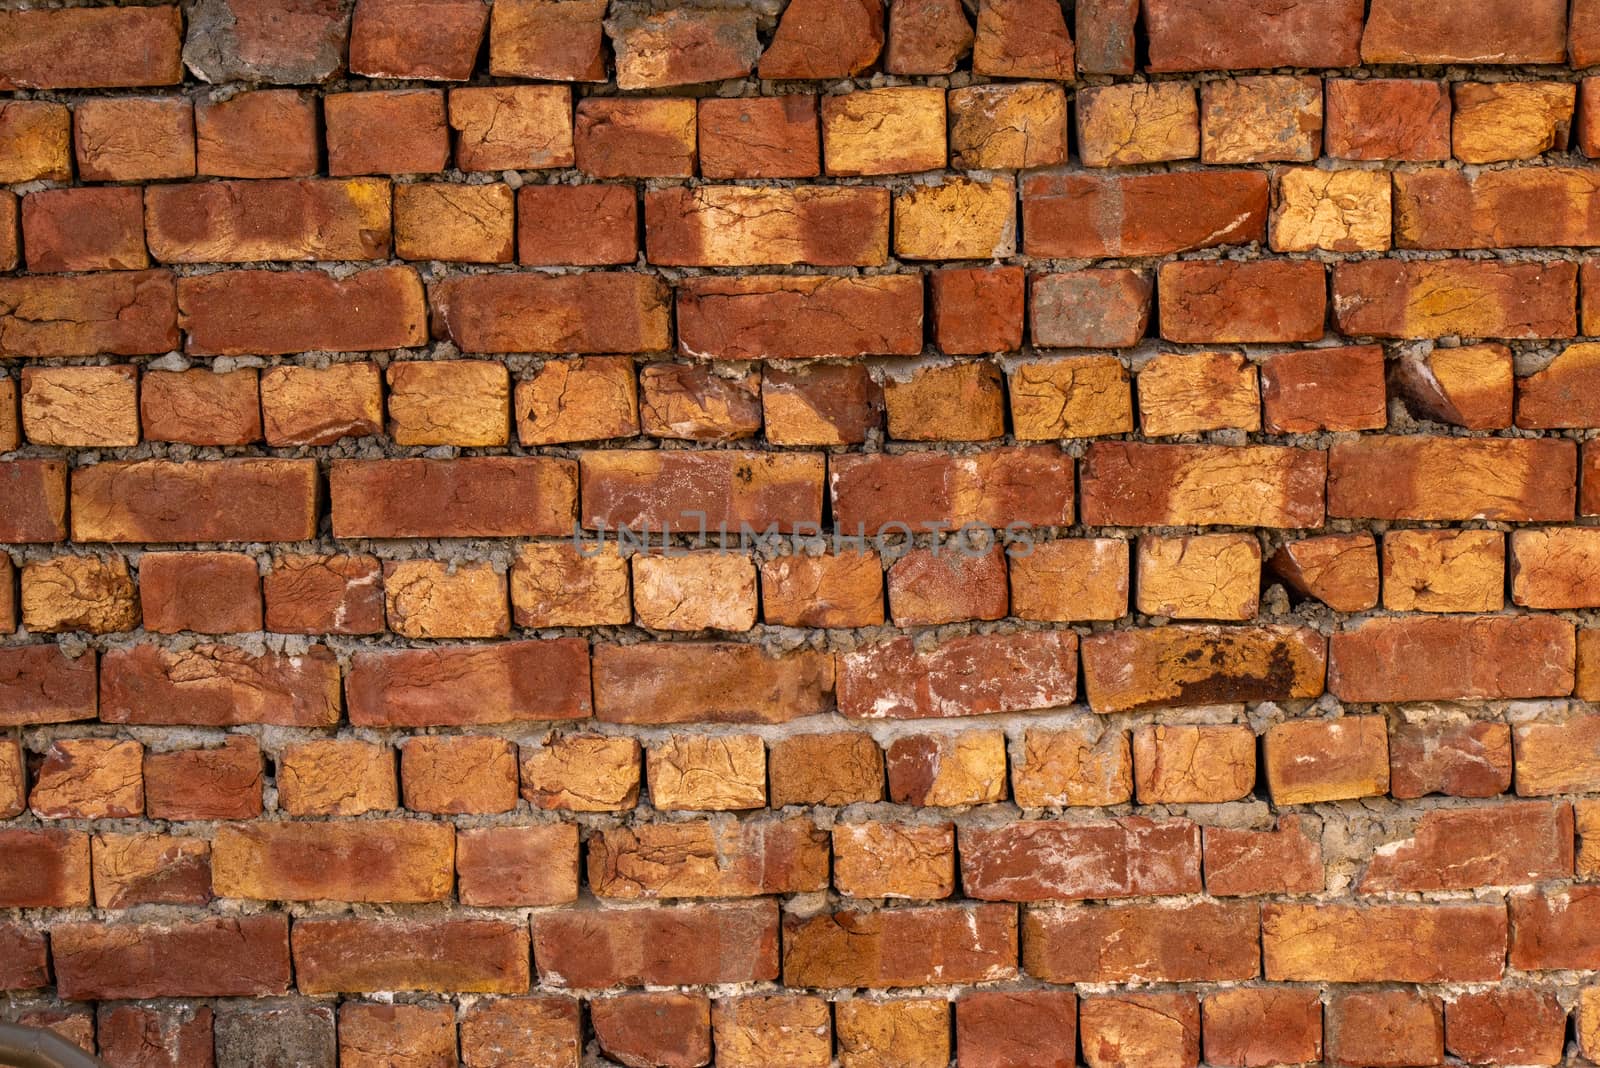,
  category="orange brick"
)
[339,1003,457,1068]
[213,820,453,903]
[647,734,766,811]
[139,551,263,634]
[520,734,641,812]
[762,364,884,445]
[278,739,397,817]
[327,89,448,175]
[0,101,71,184]
[699,96,820,178]
[260,363,382,447]
[1025,901,1258,983]
[30,738,144,820]
[1012,725,1133,808]
[449,84,573,170]
[589,818,827,899]
[1265,717,1389,805]
[0,828,91,907]
[347,640,591,727]
[1201,75,1323,163]
[295,917,527,995]
[0,271,177,359]
[713,996,832,1068]
[394,182,515,263]
[823,86,946,175]
[574,97,697,178]
[884,362,1005,442]
[384,559,509,639]
[760,551,885,629]
[461,998,581,1068]
[768,732,885,807]
[833,821,955,899]
[1009,356,1134,440]
[511,542,631,627]
[639,362,762,441]
[1325,77,1450,161]
[21,187,147,272]
[1133,724,1256,804]
[678,274,923,360]
[92,833,212,908]
[352,0,489,80]
[886,730,1007,806]
[1383,529,1505,613]
[432,272,668,354]
[488,0,605,80]
[1136,533,1261,620]
[593,642,832,725]
[647,184,889,268]
[21,554,138,634]
[1453,81,1574,164]
[609,5,759,88]
[194,90,319,178]
[147,178,391,263]
[633,551,758,632]
[401,735,519,814]
[21,366,140,448]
